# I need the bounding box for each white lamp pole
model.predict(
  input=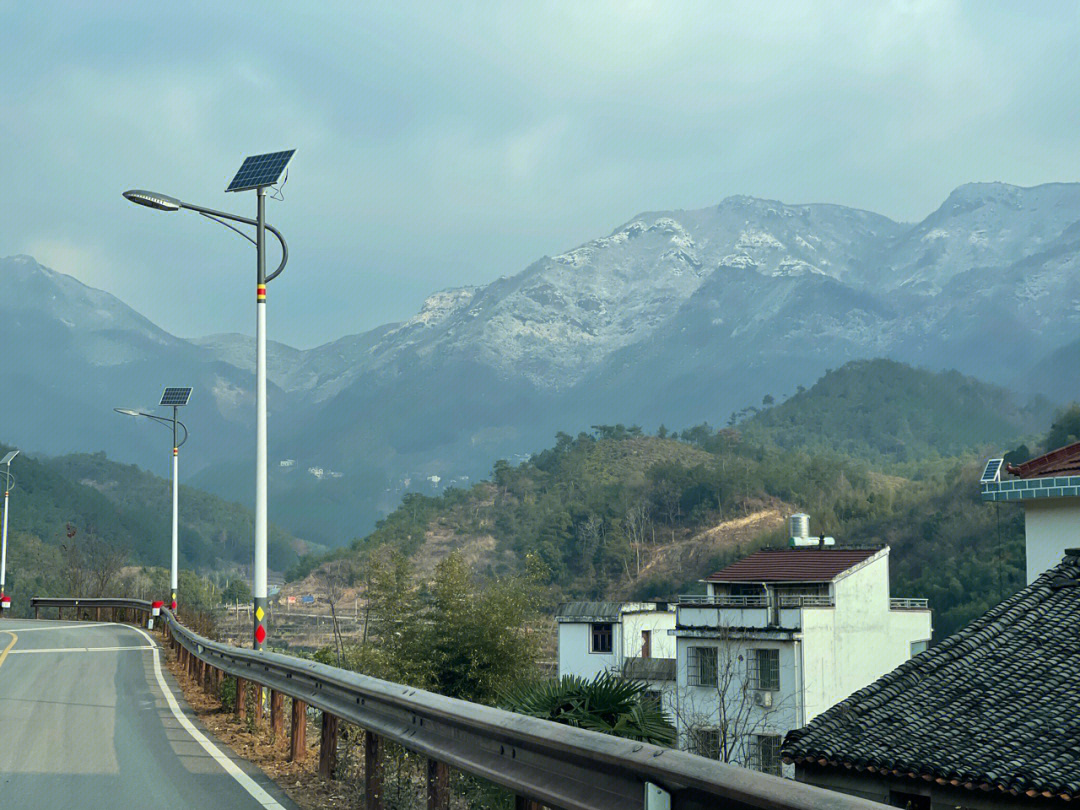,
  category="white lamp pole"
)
[0,450,17,614]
